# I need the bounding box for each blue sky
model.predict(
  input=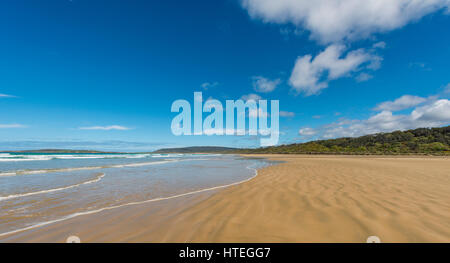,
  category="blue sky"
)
[1,0,450,151]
